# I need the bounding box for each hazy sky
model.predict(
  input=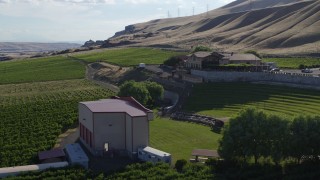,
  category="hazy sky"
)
[0,0,233,43]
